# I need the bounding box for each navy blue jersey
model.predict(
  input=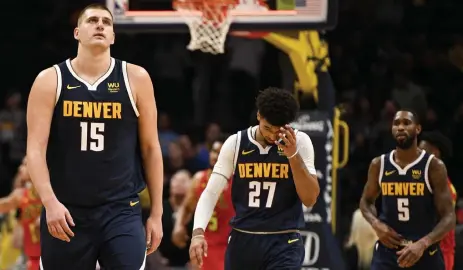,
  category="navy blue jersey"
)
[46,58,145,207]
[378,149,438,242]
[229,127,305,232]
